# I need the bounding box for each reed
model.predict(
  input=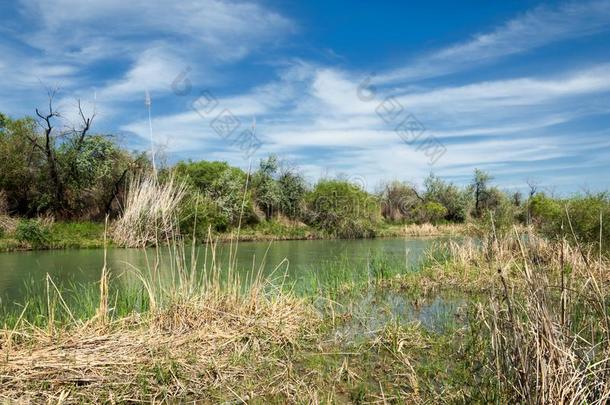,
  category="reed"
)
[478,228,610,404]
[112,174,187,248]
[0,231,318,403]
